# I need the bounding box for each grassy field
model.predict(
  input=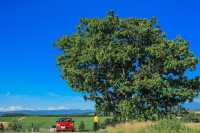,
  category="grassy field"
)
[1,114,200,132]
[0,115,107,131]
[104,119,200,133]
